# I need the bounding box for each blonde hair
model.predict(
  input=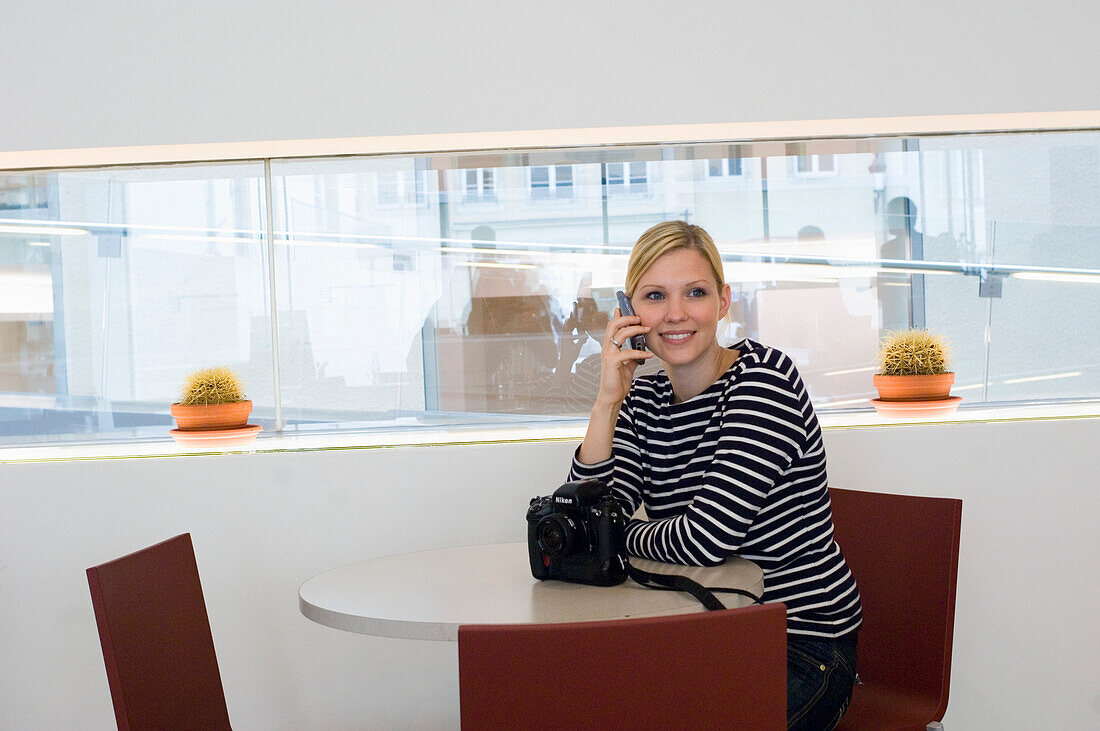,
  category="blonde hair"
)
[625,221,725,296]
